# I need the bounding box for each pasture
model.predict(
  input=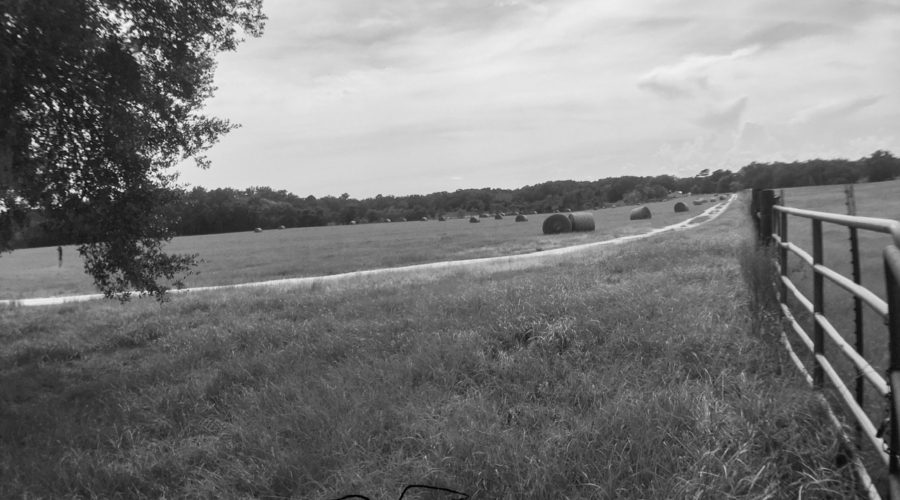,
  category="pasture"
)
[1,196,718,300]
[0,195,865,498]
